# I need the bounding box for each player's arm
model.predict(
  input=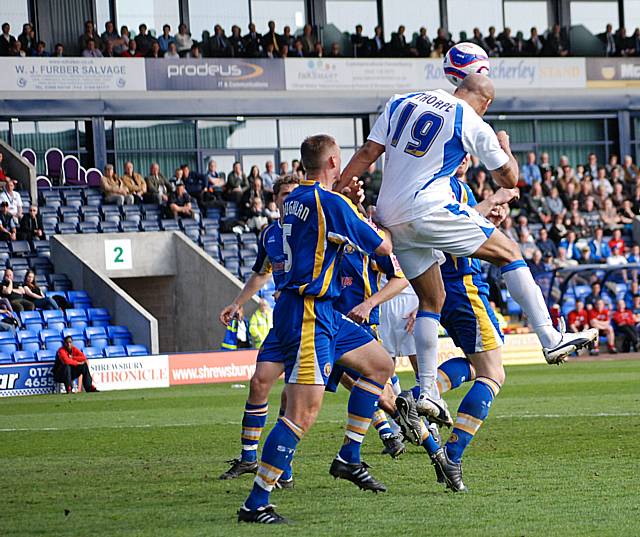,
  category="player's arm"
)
[347,274,408,324]
[337,140,385,195]
[491,131,519,188]
[219,272,271,326]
